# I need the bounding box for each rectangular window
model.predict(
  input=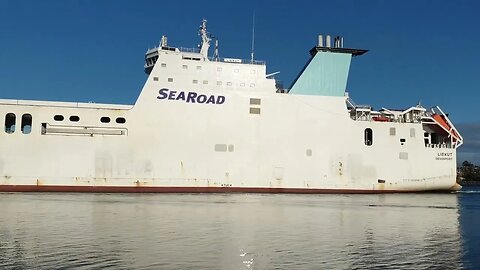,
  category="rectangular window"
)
[250,98,261,105]
[228,145,234,152]
[250,83,255,87]
[203,80,208,84]
[214,144,227,152]
[216,81,222,86]
[161,63,167,67]
[168,78,173,82]
[249,108,261,115]
[182,65,188,69]
[240,83,245,87]
[153,77,159,81]
[389,127,396,136]
[193,80,198,84]
[227,82,232,86]
[196,66,202,70]
[410,128,416,138]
